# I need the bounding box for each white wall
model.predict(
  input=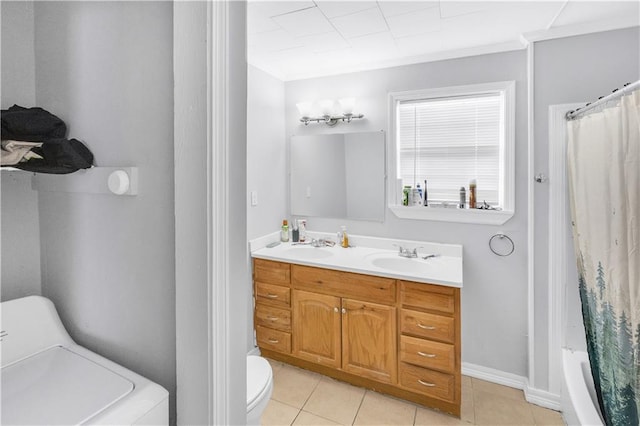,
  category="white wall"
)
[32,2,176,423]
[1,0,42,301]
[284,50,530,377]
[532,27,640,390]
